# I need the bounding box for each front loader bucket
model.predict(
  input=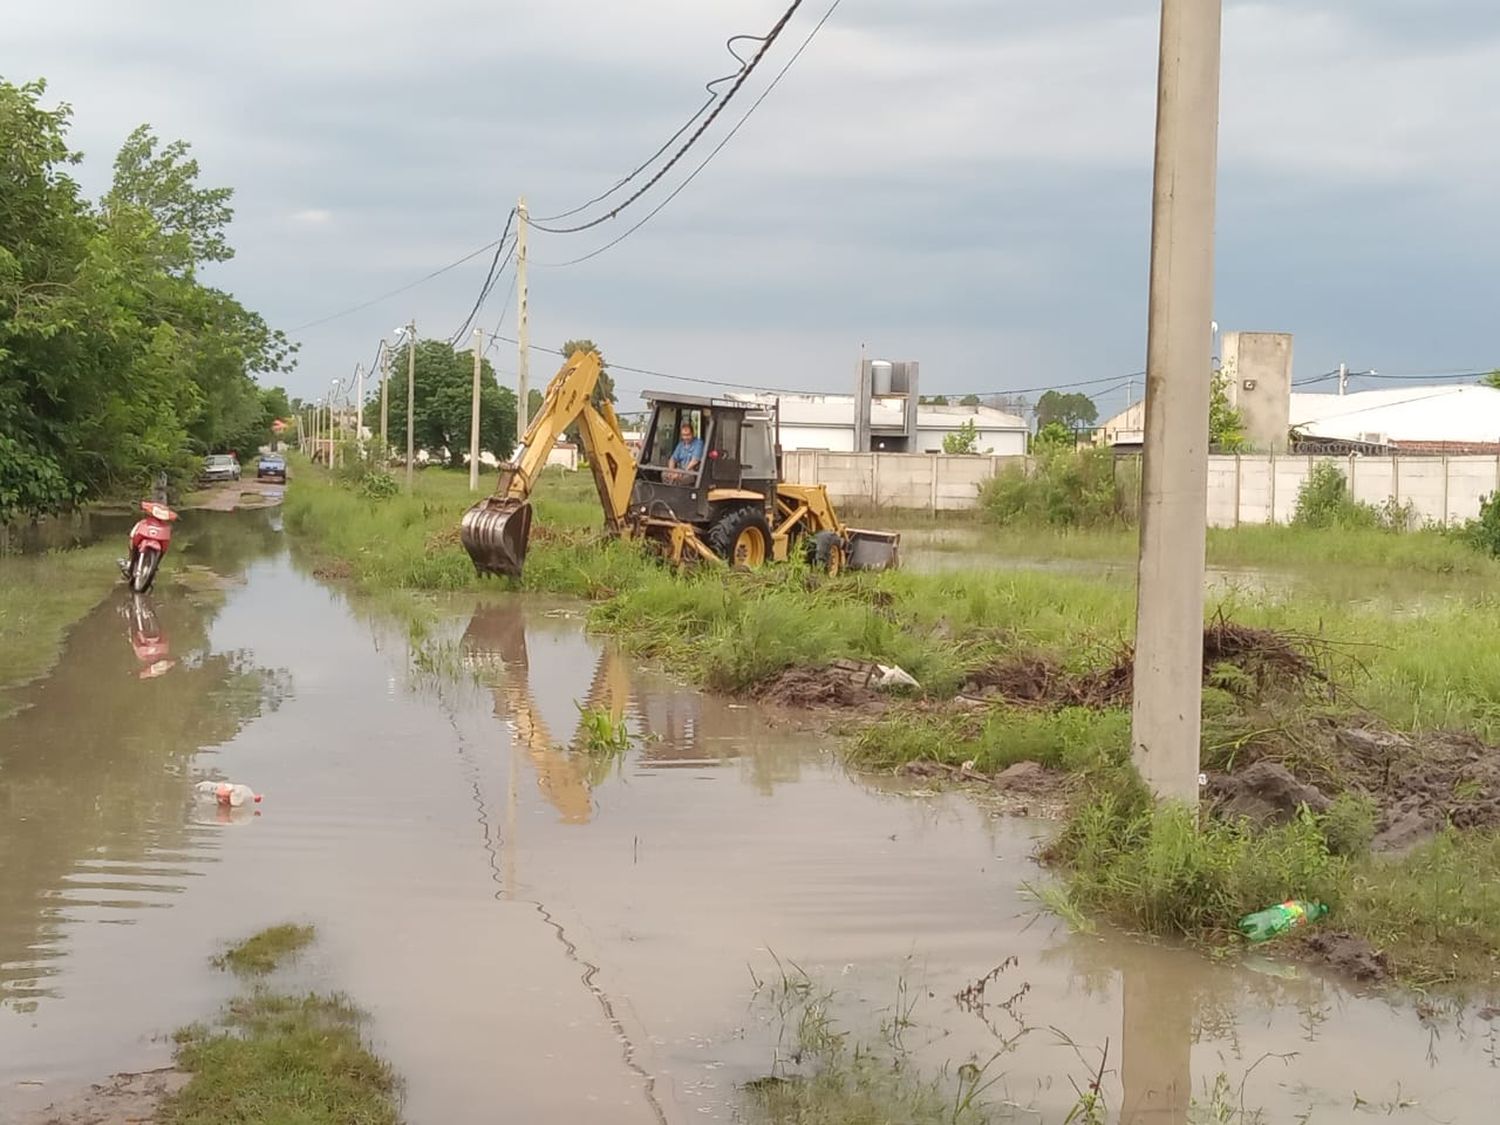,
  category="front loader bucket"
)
[844,528,901,572]
[460,496,533,578]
